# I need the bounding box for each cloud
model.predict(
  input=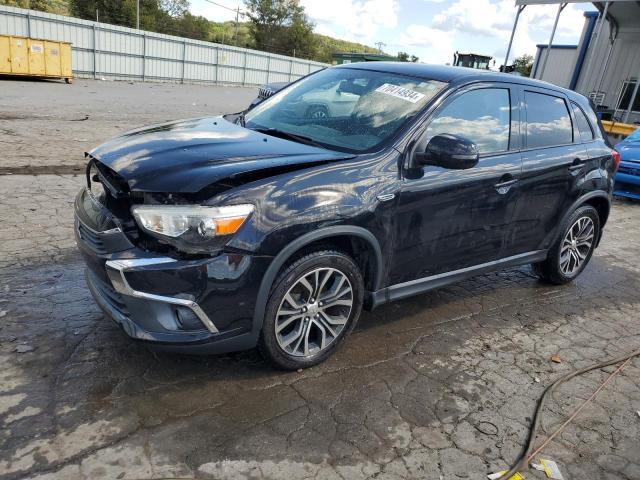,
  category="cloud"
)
[301,0,399,43]
[397,25,454,64]
[429,0,586,61]
[189,0,244,23]
[431,0,518,39]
